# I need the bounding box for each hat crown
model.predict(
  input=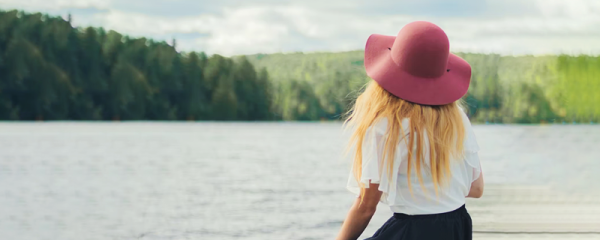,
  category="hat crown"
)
[390,21,450,78]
